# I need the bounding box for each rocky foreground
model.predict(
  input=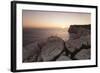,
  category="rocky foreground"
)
[23,25,91,62]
